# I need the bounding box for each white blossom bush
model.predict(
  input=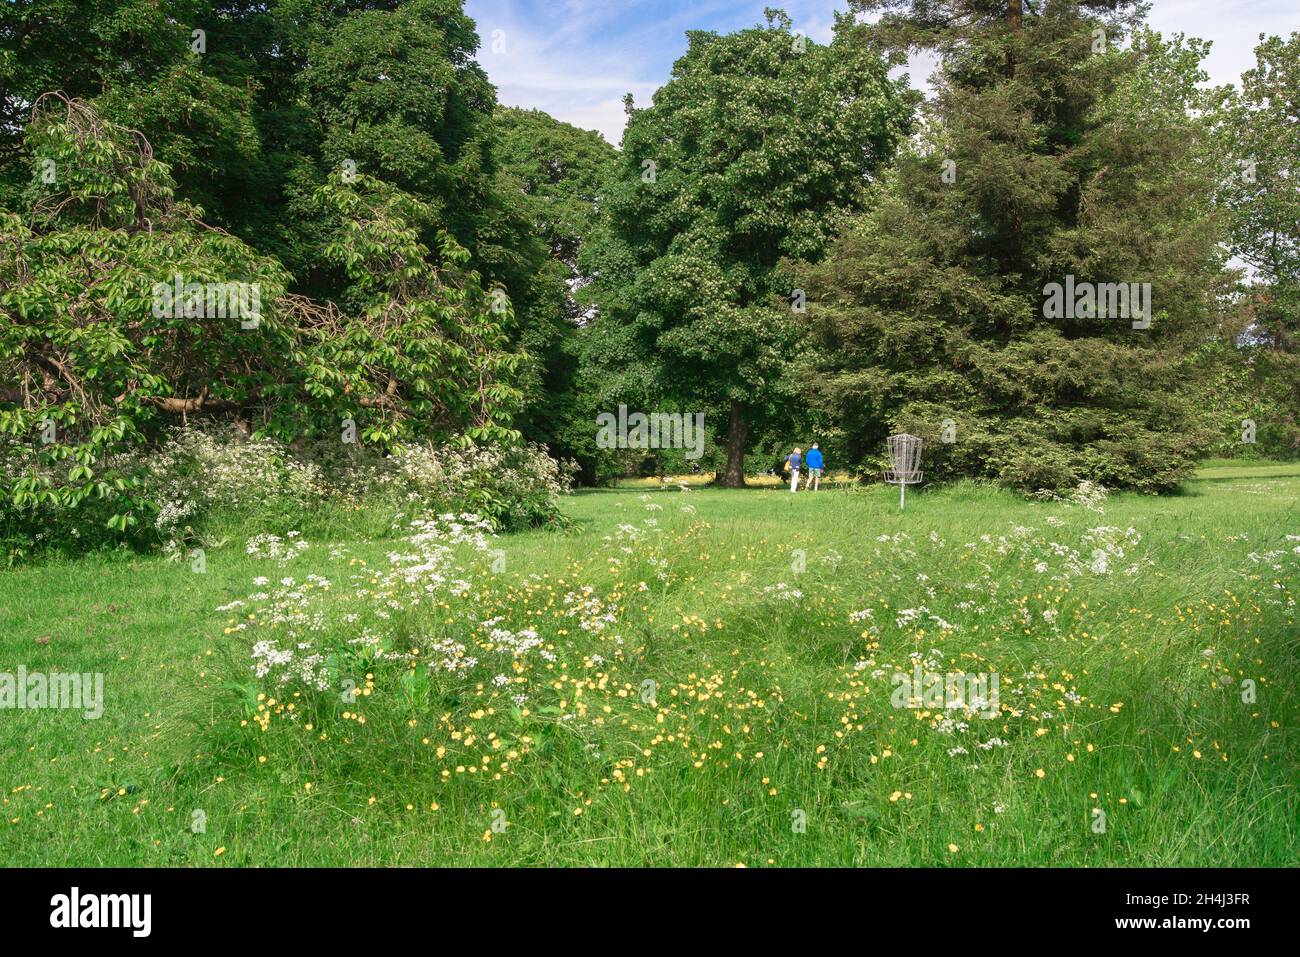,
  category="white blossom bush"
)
[370,441,575,530]
[141,427,329,550]
[1,426,573,558]
[1032,479,1109,513]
